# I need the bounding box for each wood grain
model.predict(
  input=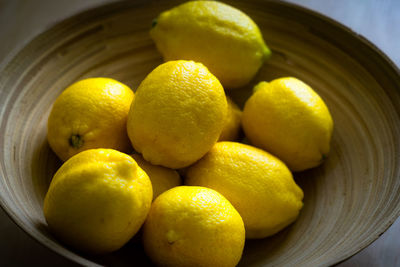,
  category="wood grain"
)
[0,1,399,266]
